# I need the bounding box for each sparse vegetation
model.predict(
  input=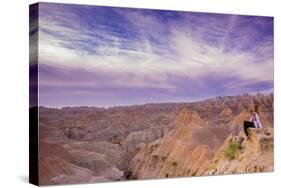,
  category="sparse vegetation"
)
[152,154,159,160]
[149,144,158,154]
[172,161,177,166]
[161,156,168,161]
[124,171,137,180]
[207,162,218,170]
[191,171,197,176]
[224,142,242,160]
